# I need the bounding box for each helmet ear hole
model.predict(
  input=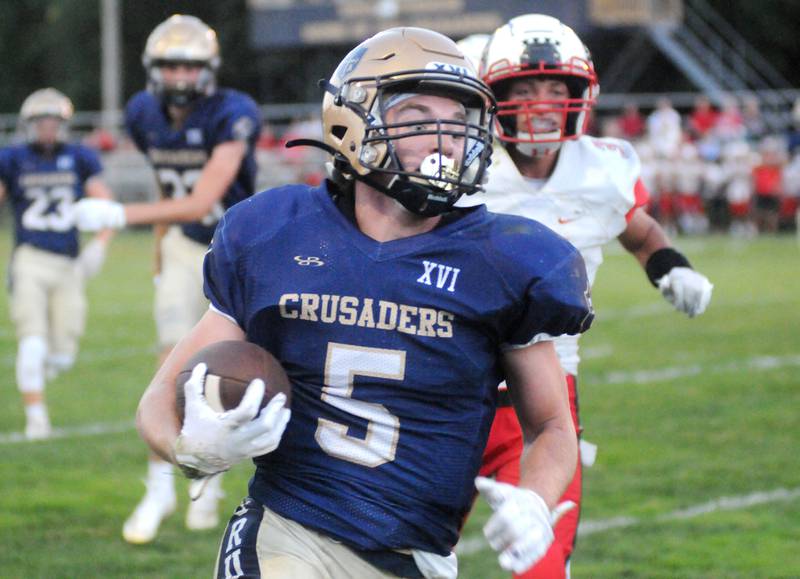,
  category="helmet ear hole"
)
[331,125,347,141]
